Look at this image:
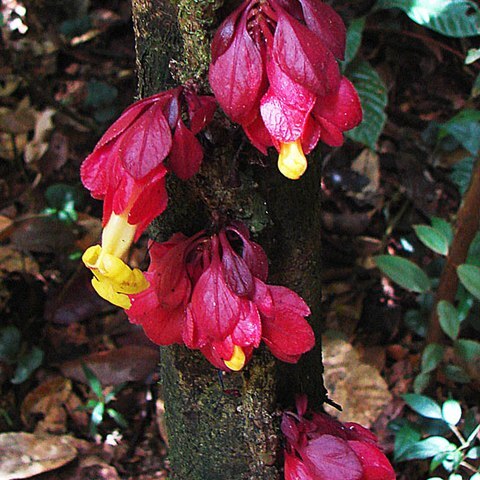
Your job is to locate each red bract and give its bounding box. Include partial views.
[127,223,315,371]
[81,86,216,239]
[282,396,396,480]
[209,0,362,180]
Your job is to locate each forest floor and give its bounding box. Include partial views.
[0,1,478,479]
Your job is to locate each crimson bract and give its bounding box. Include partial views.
[80,86,216,308]
[209,0,362,180]
[127,222,315,371]
[282,396,396,480]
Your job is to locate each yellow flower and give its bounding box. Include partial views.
[224,345,246,371]
[82,213,149,309]
[278,140,307,180]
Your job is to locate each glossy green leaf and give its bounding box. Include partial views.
[107,408,128,428]
[467,446,480,459]
[375,255,432,293]
[91,402,105,425]
[458,264,480,300]
[454,339,480,360]
[450,155,475,194]
[346,60,388,149]
[82,364,103,399]
[469,473,480,480]
[466,48,480,64]
[402,436,453,461]
[375,0,480,37]
[472,73,480,97]
[430,217,453,245]
[437,301,460,340]
[394,423,422,461]
[343,17,365,67]
[440,109,480,155]
[442,399,462,426]
[414,225,449,255]
[421,343,444,373]
[11,347,44,384]
[414,371,432,393]
[403,393,442,419]
[445,364,471,383]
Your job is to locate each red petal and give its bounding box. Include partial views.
[344,423,379,445]
[252,279,274,316]
[231,301,262,347]
[269,285,311,317]
[298,0,346,59]
[262,311,314,358]
[119,102,173,179]
[168,119,204,179]
[190,244,242,342]
[296,394,308,417]
[316,116,344,146]
[348,441,396,480]
[80,145,116,199]
[281,415,300,445]
[210,3,246,61]
[310,413,348,439]
[260,89,311,143]
[186,94,217,135]
[273,12,340,97]
[209,9,265,124]
[300,435,363,480]
[284,452,313,480]
[242,240,269,282]
[300,115,322,154]
[313,77,362,132]
[242,113,273,154]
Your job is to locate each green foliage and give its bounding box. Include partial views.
[0,325,44,384]
[343,17,365,67]
[437,301,460,341]
[374,255,432,293]
[375,0,480,37]
[457,264,480,300]
[439,110,480,156]
[84,80,119,123]
[393,395,480,478]
[414,225,449,256]
[80,364,127,437]
[345,59,388,149]
[43,183,84,223]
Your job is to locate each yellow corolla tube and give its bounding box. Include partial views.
[278,139,308,180]
[224,345,246,371]
[82,213,149,309]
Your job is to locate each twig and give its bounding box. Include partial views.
[427,157,480,343]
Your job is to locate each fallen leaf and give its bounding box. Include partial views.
[61,345,158,386]
[0,432,77,479]
[0,246,39,275]
[322,336,392,427]
[0,215,14,241]
[24,108,56,165]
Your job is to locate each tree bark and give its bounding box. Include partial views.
[131,1,326,478]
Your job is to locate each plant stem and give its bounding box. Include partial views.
[427,157,480,343]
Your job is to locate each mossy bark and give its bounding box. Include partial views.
[131,1,326,478]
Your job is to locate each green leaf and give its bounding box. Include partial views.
[91,402,105,425]
[59,15,92,38]
[402,436,454,461]
[45,184,84,211]
[374,255,432,293]
[439,109,480,155]
[394,423,422,461]
[437,301,460,340]
[466,48,480,64]
[430,452,451,473]
[82,364,103,399]
[466,424,480,445]
[104,382,127,403]
[469,473,480,480]
[442,399,462,426]
[107,408,128,428]
[85,80,118,109]
[405,308,428,337]
[345,59,388,149]
[414,225,449,255]
[450,155,475,194]
[343,17,365,67]
[458,264,480,300]
[403,394,443,419]
[430,217,453,246]
[421,344,444,373]
[0,325,21,364]
[449,474,463,480]
[414,371,432,393]
[454,339,480,360]
[11,346,44,384]
[472,73,480,98]
[467,446,480,459]
[445,364,471,383]
[375,0,480,37]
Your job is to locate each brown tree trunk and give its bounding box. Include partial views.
[131,1,326,478]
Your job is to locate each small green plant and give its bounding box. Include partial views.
[80,364,127,437]
[393,394,480,480]
[0,325,44,384]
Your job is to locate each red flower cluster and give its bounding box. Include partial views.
[81,86,216,238]
[80,86,216,308]
[209,0,362,180]
[282,396,396,480]
[127,223,315,371]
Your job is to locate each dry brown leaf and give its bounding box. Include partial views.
[0,246,39,275]
[322,336,392,427]
[24,108,56,165]
[0,216,14,241]
[351,149,380,198]
[0,432,77,479]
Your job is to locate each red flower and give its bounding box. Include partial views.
[127,223,315,371]
[282,396,396,480]
[209,0,362,180]
[80,86,216,308]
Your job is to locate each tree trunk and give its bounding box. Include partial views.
[131,1,326,478]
